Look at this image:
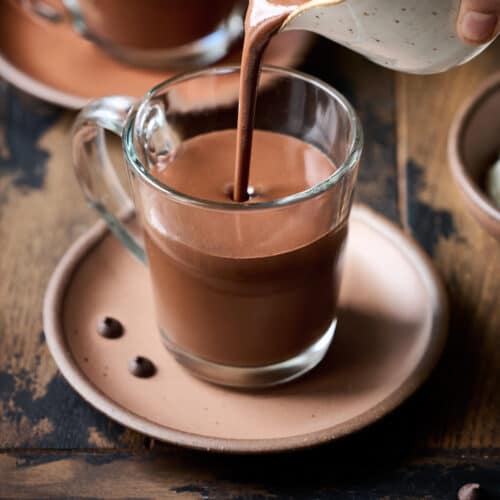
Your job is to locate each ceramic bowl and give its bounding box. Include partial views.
[448,72,500,240]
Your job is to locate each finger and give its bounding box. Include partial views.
[458,0,500,44]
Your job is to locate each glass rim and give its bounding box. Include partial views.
[123,65,363,211]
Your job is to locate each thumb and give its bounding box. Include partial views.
[458,0,500,44]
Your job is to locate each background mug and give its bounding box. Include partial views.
[71,66,363,388]
[16,0,246,69]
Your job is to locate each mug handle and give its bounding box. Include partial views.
[71,96,146,263]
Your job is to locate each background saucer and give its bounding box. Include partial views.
[43,206,448,453]
[0,0,313,109]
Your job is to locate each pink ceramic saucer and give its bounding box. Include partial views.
[43,205,448,453]
[0,0,313,109]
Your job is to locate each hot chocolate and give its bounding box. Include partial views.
[142,1,349,368]
[70,0,361,384]
[146,129,346,366]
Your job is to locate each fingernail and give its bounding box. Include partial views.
[461,11,498,43]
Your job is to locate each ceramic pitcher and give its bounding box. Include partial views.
[282,0,496,74]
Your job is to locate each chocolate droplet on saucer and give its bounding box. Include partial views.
[97,317,124,339]
[128,356,156,378]
[458,483,481,500]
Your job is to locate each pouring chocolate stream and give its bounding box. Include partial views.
[233,0,308,202]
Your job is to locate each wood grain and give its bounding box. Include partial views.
[396,40,500,449]
[0,87,144,450]
[0,33,499,497]
[0,451,499,499]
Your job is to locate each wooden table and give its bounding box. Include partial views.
[0,39,499,499]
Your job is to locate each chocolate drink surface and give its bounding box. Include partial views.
[144,129,347,367]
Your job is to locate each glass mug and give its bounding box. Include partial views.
[71,67,363,388]
[16,0,245,69]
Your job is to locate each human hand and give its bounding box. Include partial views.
[458,0,500,44]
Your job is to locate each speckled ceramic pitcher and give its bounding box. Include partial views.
[282,0,496,74]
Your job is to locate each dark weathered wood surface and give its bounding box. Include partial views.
[396,43,500,452]
[0,38,499,498]
[1,451,500,499]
